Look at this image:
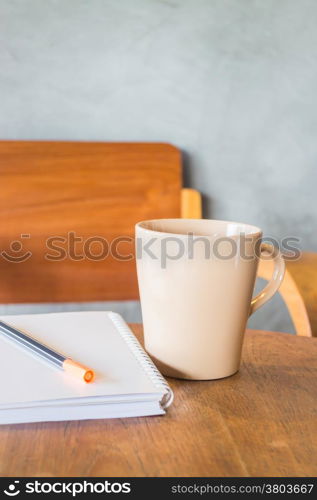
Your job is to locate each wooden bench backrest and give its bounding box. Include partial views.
[0,141,181,302]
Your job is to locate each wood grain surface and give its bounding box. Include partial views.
[0,141,181,303]
[0,325,316,477]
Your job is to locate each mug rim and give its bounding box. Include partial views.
[136,218,262,238]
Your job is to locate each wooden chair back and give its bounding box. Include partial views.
[0,141,181,303]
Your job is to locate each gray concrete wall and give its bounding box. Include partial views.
[0,0,315,332]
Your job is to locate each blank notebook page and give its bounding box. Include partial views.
[0,311,165,408]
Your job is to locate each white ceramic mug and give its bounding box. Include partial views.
[136,219,285,380]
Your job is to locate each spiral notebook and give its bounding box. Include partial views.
[0,311,173,425]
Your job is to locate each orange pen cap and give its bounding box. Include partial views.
[63,359,95,383]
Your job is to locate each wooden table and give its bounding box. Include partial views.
[0,326,316,477]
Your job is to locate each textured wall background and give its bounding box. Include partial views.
[0,0,315,331]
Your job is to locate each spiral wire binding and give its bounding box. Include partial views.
[109,312,174,409]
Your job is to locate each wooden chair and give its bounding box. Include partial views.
[0,141,314,337]
[0,141,201,304]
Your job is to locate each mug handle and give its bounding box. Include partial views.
[249,243,285,316]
